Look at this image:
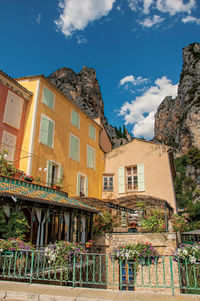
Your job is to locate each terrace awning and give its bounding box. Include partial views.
[0,176,96,212]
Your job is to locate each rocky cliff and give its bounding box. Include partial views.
[154,43,200,154]
[48,66,131,147]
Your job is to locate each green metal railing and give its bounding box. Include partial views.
[0,250,200,295]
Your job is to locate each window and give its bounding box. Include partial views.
[126,166,138,191]
[1,131,16,161]
[76,173,88,196]
[71,109,80,128]
[103,176,113,191]
[87,145,95,169]
[42,87,55,110]
[40,115,54,148]
[3,90,23,129]
[70,134,79,161]
[46,161,63,187]
[89,124,96,140]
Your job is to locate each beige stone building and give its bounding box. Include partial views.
[102,138,177,212]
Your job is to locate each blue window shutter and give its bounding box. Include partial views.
[40,117,49,145]
[42,87,54,110]
[118,166,125,193]
[137,163,145,191]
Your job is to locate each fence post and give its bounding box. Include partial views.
[30,251,34,284]
[170,256,175,296]
[72,256,76,288]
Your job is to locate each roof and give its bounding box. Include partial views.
[182,230,200,235]
[0,176,96,213]
[0,70,33,99]
[16,74,102,130]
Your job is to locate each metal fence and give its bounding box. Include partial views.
[0,250,200,295]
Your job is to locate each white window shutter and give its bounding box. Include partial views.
[137,163,145,191]
[85,177,88,197]
[46,161,53,186]
[118,166,125,193]
[76,173,81,196]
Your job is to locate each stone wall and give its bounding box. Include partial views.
[95,233,180,293]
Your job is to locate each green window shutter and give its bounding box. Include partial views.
[70,135,79,161]
[42,87,54,110]
[71,110,80,128]
[89,125,95,140]
[46,161,53,186]
[40,116,54,147]
[137,163,145,191]
[85,177,88,196]
[118,166,125,193]
[87,146,95,169]
[58,165,63,185]
[76,173,81,196]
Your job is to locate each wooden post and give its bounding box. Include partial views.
[30,207,34,243]
[70,211,74,242]
[77,211,82,243]
[90,213,94,240]
[44,209,49,245]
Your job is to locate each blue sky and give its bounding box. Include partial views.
[0,0,200,139]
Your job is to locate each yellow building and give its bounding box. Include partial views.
[17,75,106,198]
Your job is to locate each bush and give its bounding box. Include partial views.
[93,210,119,236]
[141,210,166,233]
[171,213,190,232]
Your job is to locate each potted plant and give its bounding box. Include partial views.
[93,210,119,236]
[141,209,166,233]
[23,175,34,182]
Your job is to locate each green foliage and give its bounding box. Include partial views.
[93,210,119,236]
[3,210,30,240]
[0,149,16,176]
[114,125,126,139]
[141,210,166,233]
[186,148,200,168]
[0,209,7,237]
[171,213,190,232]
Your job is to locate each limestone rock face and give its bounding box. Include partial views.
[48,66,131,147]
[154,43,200,154]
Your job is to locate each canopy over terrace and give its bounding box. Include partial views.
[0,176,96,246]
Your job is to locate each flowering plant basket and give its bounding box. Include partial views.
[173,243,200,265]
[44,241,85,265]
[110,242,159,265]
[23,175,34,182]
[0,238,33,252]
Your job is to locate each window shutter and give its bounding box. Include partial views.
[3,90,23,129]
[137,163,145,191]
[89,125,95,140]
[118,166,125,193]
[47,120,54,147]
[58,165,63,185]
[42,87,54,110]
[70,135,79,161]
[87,146,95,169]
[76,173,81,196]
[71,110,80,128]
[85,177,88,197]
[46,161,53,186]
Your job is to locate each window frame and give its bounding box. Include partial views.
[69,133,80,162]
[126,165,138,191]
[71,109,80,129]
[87,144,95,169]
[41,86,55,110]
[103,175,114,192]
[39,114,55,148]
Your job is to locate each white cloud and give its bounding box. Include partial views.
[182,15,200,25]
[139,14,164,27]
[55,0,115,37]
[36,13,41,25]
[77,35,87,44]
[120,75,148,86]
[156,0,196,16]
[119,76,178,139]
